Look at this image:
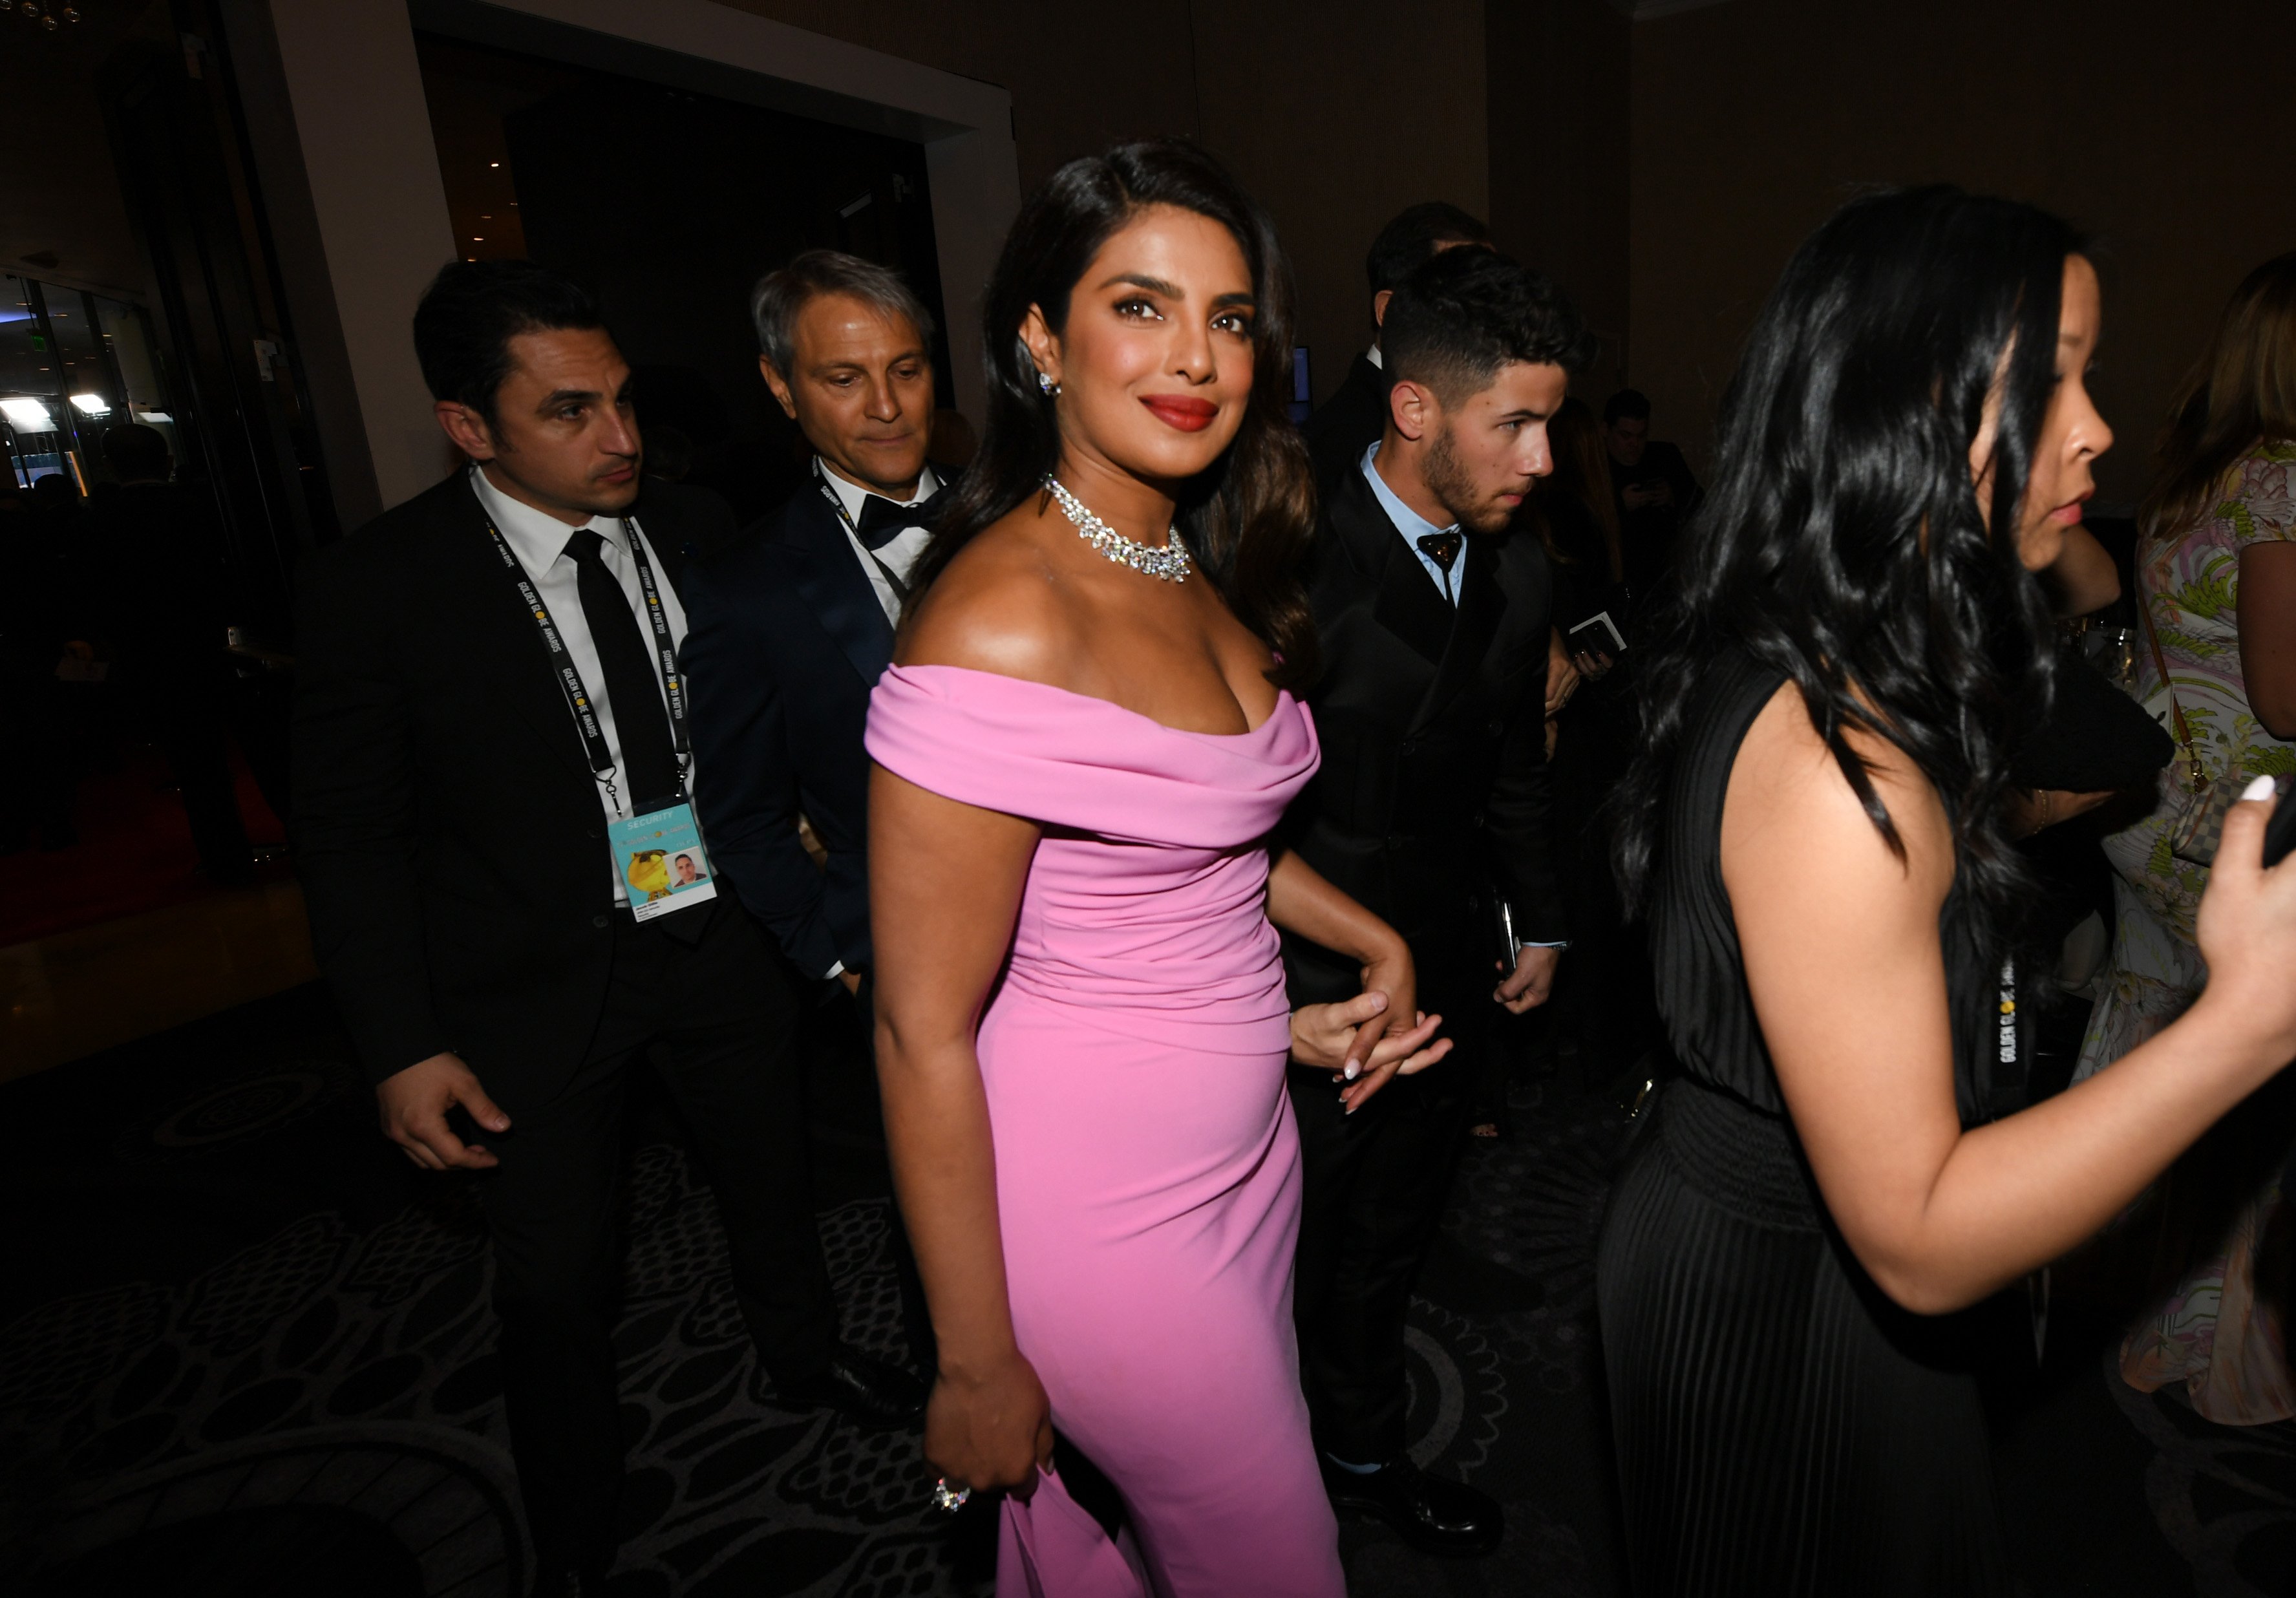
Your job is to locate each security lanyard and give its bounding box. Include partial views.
[813,458,920,601]
[478,506,689,816]
[813,457,868,537]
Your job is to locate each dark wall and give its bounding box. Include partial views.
[1630,0,2296,507]
[1487,0,1632,401]
[703,0,1494,410]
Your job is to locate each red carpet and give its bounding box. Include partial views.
[1,745,288,947]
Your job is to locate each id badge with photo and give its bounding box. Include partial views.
[610,798,719,921]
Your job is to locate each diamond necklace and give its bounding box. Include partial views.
[1042,474,1191,583]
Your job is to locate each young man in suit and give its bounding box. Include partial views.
[1282,246,1591,1556]
[292,261,921,1597]
[1301,202,1494,491]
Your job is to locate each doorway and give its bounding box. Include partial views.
[413,34,956,524]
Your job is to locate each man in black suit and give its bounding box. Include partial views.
[679,250,948,1369]
[292,261,919,1597]
[681,250,946,998]
[1301,201,1494,490]
[1282,246,1590,1556]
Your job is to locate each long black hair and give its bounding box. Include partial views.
[908,138,1319,688]
[1612,186,2084,952]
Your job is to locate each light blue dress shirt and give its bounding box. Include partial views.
[1361,441,1462,605]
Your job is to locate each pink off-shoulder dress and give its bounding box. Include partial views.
[867,664,1344,1598]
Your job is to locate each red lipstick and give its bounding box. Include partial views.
[1142,394,1218,432]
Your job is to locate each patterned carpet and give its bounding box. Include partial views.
[2,983,2291,1595]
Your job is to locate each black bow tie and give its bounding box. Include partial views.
[854,486,948,551]
[1416,530,1463,573]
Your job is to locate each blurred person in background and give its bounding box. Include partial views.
[2081,251,2296,1424]
[1301,202,1493,490]
[1531,395,1652,1110]
[1602,387,1701,599]
[87,423,253,884]
[0,479,83,851]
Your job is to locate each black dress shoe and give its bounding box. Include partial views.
[773,1347,927,1431]
[1320,1455,1504,1557]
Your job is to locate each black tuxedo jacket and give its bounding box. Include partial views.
[290,471,735,1098]
[1281,460,1565,1015]
[1301,352,1389,491]
[680,482,889,979]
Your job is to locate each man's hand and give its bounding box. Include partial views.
[1622,480,1674,511]
[377,1051,511,1171]
[1546,630,1582,718]
[1494,945,1561,1014]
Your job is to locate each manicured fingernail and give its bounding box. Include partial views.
[1343,1061,1360,1080]
[2242,775,2277,802]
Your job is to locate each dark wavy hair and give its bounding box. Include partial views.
[1612,186,2085,953]
[906,138,1319,688]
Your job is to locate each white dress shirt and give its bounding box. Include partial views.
[815,458,941,626]
[1360,441,1463,606]
[470,465,694,904]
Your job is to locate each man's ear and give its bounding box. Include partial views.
[1372,288,1394,330]
[435,400,498,462]
[760,357,799,420]
[1387,378,1436,444]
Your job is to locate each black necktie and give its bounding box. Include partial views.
[853,485,948,551]
[1417,531,1463,599]
[566,527,680,807]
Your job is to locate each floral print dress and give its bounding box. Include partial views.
[2079,442,2296,1423]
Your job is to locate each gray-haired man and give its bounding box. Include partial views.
[681,250,947,1369]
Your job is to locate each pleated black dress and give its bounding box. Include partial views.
[1597,649,2012,1597]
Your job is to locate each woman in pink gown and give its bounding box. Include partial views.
[866,141,1444,1597]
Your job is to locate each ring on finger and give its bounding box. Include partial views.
[931,1478,971,1514]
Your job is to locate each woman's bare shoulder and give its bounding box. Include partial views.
[897,508,1081,685]
[1724,677,1955,903]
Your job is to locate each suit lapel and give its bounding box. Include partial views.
[432,484,596,780]
[1330,465,1454,668]
[780,490,895,687]
[1412,533,1508,733]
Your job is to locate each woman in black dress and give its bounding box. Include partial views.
[1599,186,2296,1595]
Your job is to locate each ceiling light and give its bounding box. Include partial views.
[69,392,109,414]
[1,398,55,430]
[489,161,500,168]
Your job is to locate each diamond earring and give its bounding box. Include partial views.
[1037,370,1061,398]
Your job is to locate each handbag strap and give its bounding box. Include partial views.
[2134,558,2207,794]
